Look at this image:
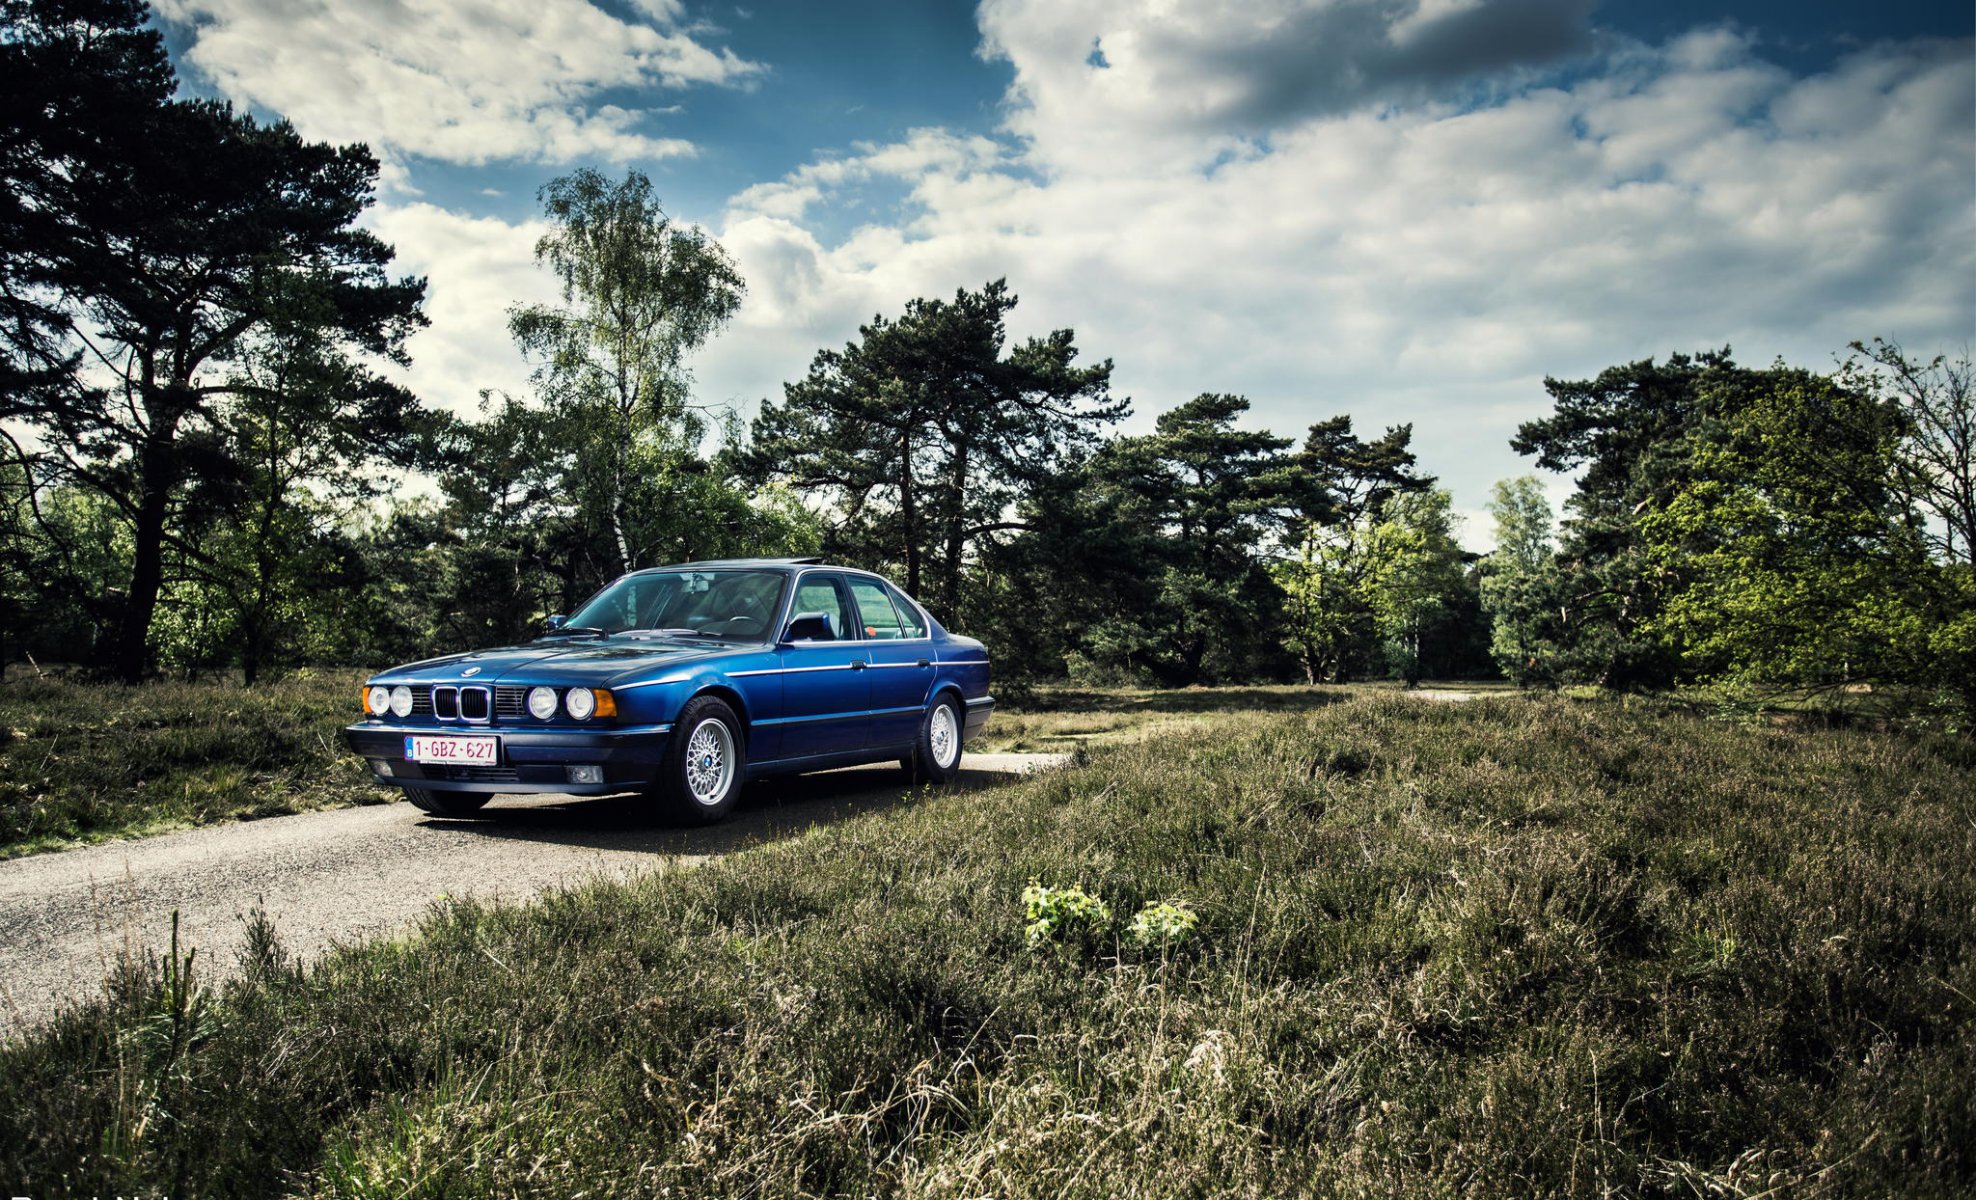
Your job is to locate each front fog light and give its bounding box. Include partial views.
[366,685,390,716]
[389,685,414,717]
[567,765,604,784]
[565,687,596,720]
[527,686,558,719]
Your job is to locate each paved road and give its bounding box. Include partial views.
[0,753,1064,1034]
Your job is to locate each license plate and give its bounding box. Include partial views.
[404,735,500,766]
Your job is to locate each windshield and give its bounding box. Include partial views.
[563,569,788,641]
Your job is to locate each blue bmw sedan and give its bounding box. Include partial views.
[343,558,993,823]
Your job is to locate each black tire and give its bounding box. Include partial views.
[906,694,965,784]
[405,787,493,818]
[657,696,746,824]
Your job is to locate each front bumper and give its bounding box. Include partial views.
[342,721,674,795]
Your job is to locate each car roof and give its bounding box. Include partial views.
[627,557,823,574]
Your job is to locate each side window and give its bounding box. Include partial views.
[884,582,929,638]
[847,578,907,640]
[790,574,849,640]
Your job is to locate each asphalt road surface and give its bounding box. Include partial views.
[0,753,1065,1035]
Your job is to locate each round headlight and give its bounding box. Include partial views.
[527,686,558,719]
[389,685,414,717]
[564,687,596,720]
[367,685,391,716]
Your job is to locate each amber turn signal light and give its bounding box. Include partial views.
[592,689,617,719]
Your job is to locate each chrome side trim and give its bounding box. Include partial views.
[614,676,689,691]
[725,663,867,678]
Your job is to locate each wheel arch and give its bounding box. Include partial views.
[929,681,967,715]
[688,683,752,747]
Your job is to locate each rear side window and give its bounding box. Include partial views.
[791,575,850,640]
[848,577,909,639]
[883,582,930,638]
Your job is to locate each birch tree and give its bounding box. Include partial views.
[509,170,744,577]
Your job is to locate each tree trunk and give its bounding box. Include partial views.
[113,399,182,684]
[940,439,969,620]
[898,427,920,597]
[610,402,633,574]
[241,624,261,687]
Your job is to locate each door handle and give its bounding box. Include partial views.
[850,660,867,670]
[916,659,930,668]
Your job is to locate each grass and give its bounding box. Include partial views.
[0,670,1464,857]
[2,692,1971,1196]
[0,669,380,858]
[970,682,1373,752]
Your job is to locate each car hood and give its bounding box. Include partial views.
[372,638,758,687]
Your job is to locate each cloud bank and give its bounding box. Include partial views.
[701,26,1970,517]
[155,0,763,165]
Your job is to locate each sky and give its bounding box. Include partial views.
[149,0,1975,547]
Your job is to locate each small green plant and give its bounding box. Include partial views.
[1021,882,1112,946]
[1125,900,1200,949]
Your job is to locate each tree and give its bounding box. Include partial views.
[0,0,173,403]
[1365,489,1468,687]
[1638,372,1972,711]
[750,280,1121,622]
[160,278,434,682]
[3,46,427,680]
[1843,339,1975,568]
[1479,475,1566,686]
[1511,350,1785,688]
[1084,394,1296,683]
[1272,417,1431,683]
[508,169,744,580]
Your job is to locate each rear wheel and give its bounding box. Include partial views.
[658,696,745,823]
[404,787,492,818]
[906,695,964,784]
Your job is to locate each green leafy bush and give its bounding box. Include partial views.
[1020,881,1112,946]
[1124,900,1199,948]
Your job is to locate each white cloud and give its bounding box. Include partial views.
[154,0,763,166]
[728,128,1008,221]
[365,203,556,419]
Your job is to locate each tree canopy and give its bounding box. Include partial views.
[749,279,1122,622]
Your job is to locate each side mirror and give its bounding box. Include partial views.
[545,614,568,631]
[782,611,834,642]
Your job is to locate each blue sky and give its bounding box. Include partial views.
[150,0,1974,545]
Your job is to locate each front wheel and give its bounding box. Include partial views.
[405,787,493,818]
[657,696,745,823]
[906,695,964,784]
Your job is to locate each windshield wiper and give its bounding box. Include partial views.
[540,625,611,639]
[630,627,725,640]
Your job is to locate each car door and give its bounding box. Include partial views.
[774,572,871,761]
[847,574,934,749]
